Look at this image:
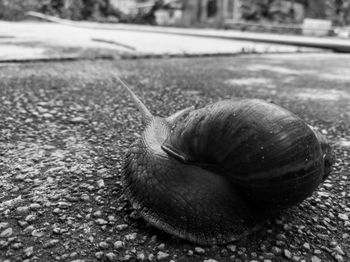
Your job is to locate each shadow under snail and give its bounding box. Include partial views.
[119,78,334,246]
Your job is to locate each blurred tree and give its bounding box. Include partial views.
[0,0,115,21]
[240,0,290,22]
[305,0,328,19]
[0,0,349,26]
[40,0,85,20]
[325,0,350,25]
[240,0,350,25]
[61,0,85,20]
[0,0,41,20]
[40,0,108,20]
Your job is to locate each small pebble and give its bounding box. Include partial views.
[311,256,322,262]
[29,203,41,210]
[276,233,286,240]
[99,241,109,249]
[105,252,117,262]
[195,247,205,254]
[137,252,146,260]
[31,229,44,237]
[52,227,61,234]
[81,194,90,201]
[158,243,165,249]
[227,244,236,252]
[70,117,86,124]
[116,224,128,231]
[283,224,292,230]
[338,214,348,221]
[330,241,337,248]
[12,242,23,249]
[271,246,282,255]
[108,215,116,222]
[334,254,343,262]
[157,251,169,260]
[16,206,29,214]
[43,239,59,248]
[333,245,345,256]
[97,179,105,188]
[314,249,322,255]
[113,240,124,249]
[95,251,104,259]
[93,210,102,217]
[23,225,34,234]
[23,246,34,258]
[303,243,310,250]
[0,223,9,230]
[95,219,108,225]
[125,233,137,241]
[0,228,13,238]
[284,249,292,259]
[25,214,36,222]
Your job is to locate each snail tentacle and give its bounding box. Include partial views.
[116,76,153,124]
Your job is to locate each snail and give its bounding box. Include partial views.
[119,78,334,245]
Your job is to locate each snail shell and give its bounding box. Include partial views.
[119,79,333,245]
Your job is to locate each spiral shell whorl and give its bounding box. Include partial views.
[164,99,325,209]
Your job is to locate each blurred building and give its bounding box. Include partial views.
[180,0,242,26]
[162,0,306,26]
[109,0,332,27]
[109,0,154,16]
[239,0,307,23]
[109,0,241,26]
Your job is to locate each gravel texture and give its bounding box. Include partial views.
[0,53,349,261]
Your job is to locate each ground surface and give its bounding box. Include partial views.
[0,53,349,262]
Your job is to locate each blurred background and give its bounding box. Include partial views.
[0,0,349,37]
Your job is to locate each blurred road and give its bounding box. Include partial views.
[0,21,323,61]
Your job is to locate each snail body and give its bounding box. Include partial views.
[120,79,333,245]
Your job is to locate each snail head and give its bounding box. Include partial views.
[319,138,335,181]
[308,126,335,181]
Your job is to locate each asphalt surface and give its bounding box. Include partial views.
[0,53,349,262]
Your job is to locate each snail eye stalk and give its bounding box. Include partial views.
[116,76,153,124]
